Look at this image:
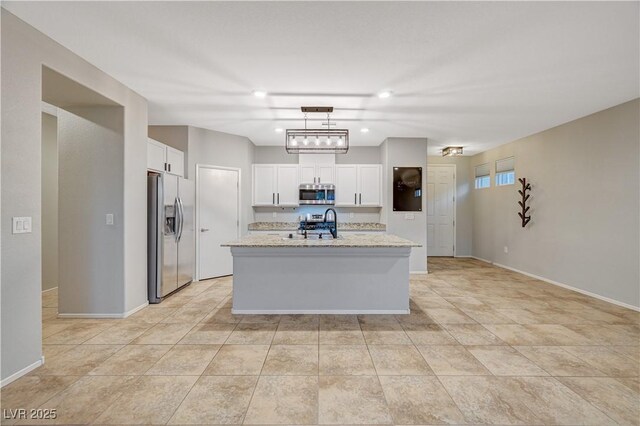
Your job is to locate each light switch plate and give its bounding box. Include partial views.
[106,214,114,225]
[404,213,415,220]
[12,217,32,234]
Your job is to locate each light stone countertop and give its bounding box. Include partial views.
[222,233,420,248]
[248,222,386,231]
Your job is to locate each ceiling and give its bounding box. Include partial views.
[4,1,638,155]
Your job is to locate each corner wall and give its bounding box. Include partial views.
[41,112,58,291]
[382,138,428,272]
[57,107,125,315]
[1,10,148,384]
[187,126,255,235]
[470,99,639,309]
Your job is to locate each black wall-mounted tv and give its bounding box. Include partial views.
[393,167,422,212]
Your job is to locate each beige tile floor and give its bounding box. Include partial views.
[2,257,639,425]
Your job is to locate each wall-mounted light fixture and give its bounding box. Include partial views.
[442,146,463,156]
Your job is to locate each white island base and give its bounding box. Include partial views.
[229,245,411,314]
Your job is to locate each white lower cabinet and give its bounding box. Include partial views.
[252,164,300,206]
[335,164,382,207]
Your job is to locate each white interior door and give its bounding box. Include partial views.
[198,167,239,279]
[427,165,455,256]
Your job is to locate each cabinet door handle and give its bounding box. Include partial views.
[273,193,275,205]
[164,162,167,171]
[354,193,357,204]
[318,177,321,183]
[277,193,280,205]
[168,163,171,172]
[359,193,362,204]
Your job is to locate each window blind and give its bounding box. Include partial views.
[496,157,515,173]
[475,163,490,177]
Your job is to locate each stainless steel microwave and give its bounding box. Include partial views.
[299,184,335,205]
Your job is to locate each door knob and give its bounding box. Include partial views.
[200,228,210,232]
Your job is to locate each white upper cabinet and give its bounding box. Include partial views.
[299,165,316,185]
[335,164,382,207]
[276,165,300,206]
[358,165,382,206]
[147,138,185,177]
[317,165,335,184]
[253,165,277,206]
[252,164,300,206]
[335,165,359,206]
[147,138,166,173]
[298,153,335,184]
[165,146,184,177]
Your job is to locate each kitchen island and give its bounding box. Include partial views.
[222,233,420,314]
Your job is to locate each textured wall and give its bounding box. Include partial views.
[1,10,148,383]
[41,112,58,291]
[187,126,255,235]
[381,138,428,272]
[470,99,639,308]
[58,107,125,315]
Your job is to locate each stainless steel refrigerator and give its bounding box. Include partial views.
[148,173,195,303]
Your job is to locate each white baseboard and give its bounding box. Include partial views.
[470,256,493,264]
[232,309,410,315]
[492,261,640,312]
[42,286,58,294]
[124,301,149,317]
[410,270,428,275]
[57,301,149,319]
[1,356,44,388]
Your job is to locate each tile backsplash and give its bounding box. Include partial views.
[253,206,382,223]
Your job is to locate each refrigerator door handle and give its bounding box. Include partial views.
[179,197,185,241]
[177,197,184,242]
[174,197,180,242]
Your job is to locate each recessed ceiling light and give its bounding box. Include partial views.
[252,90,267,98]
[377,91,392,99]
[274,127,283,133]
[360,128,369,133]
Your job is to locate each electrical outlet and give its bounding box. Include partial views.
[272,212,277,218]
[404,213,415,220]
[106,214,114,225]
[349,212,354,219]
[504,246,508,254]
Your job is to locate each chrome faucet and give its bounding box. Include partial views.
[324,208,338,239]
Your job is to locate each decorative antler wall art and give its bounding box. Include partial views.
[518,178,531,228]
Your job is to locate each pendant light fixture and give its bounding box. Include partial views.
[285,107,349,154]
